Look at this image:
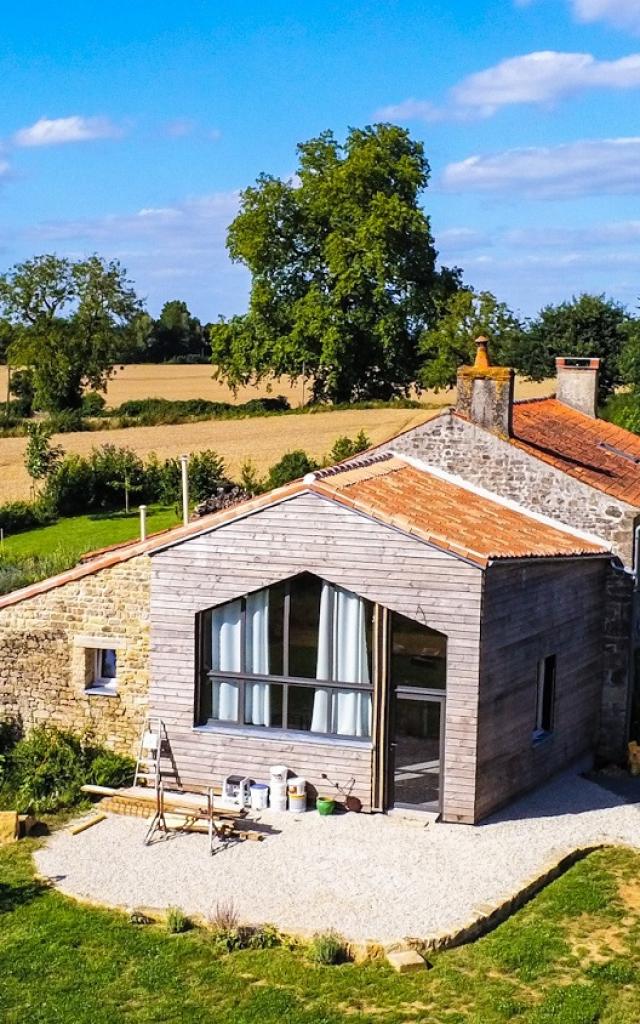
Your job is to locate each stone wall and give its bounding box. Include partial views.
[0,556,151,753]
[382,411,638,565]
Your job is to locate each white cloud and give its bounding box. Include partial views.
[13,116,122,148]
[452,50,640,115]
[572,0,640,32]
[442,136,640,197]
[376,49,640,121]
[163,119,196,139]
[437,227,490,250]
[504,220,640,246]
[374,98,444,122]
[516,0,640,33]
[24,192,247,319]
[0,159,10,179]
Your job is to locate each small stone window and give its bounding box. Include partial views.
[86,648,118,695]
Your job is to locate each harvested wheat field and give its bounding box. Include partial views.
[0,364,556,409]
[0,407,438,502]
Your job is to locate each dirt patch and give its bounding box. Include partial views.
[618,878,640,914]
[567,913,629,966]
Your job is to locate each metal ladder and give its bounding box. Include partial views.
[133,718,167,789]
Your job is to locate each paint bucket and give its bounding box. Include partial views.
[270,794,288,813]
[270,764,288,784]
[288,792,307,813]
[250,783,269,811]
[287,777,306,797]
[269,781,287,810]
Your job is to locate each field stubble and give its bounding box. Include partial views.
[0,365,554,503]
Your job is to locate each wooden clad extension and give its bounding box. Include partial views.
[149,492,484,822]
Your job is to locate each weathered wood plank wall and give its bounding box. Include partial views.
[149,493,484,821]
[475,558,606,820]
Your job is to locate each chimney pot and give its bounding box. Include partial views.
[455,337,514,438]
[474,336,490,370]
[555,357,600,417]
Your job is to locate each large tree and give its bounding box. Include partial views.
[419,289,523,390]
[0,254,141,411]
[508,293,632,399]
[211,124,460,403]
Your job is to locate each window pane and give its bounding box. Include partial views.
[287,685,315,731]
[100,649,117,679]
[267,582,285,677]
[391,613,447,689]
[288,574,322,678]
[211,600,242,672]
[212,679,240,722]
[244,681,283,729]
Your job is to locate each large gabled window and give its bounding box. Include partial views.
[197,573,374,739]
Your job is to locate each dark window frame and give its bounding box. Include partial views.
[533,654,556,741]
[196,575,374,736]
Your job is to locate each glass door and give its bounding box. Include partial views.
[392,693,443,811]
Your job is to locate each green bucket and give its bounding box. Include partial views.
[316,796,335,816]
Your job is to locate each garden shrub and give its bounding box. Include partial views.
[166,907,190,934]
[7,727,134,813]
[326,430,370,464]
[81,391,107,416]
[266,450,318,490]
[307,931,349,965]
[0,500,55,536]
[43,409,87,434]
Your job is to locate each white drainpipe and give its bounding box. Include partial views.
[139,505,147,542]
[180,454,189,526]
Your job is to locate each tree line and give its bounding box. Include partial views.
[1,123,640,419]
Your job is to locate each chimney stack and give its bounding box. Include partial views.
[555,357,600,418]
[456,337,514,438]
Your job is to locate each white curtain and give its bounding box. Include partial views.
[244,590,271,726]
[211,590,271,725]
[311,583,372,737]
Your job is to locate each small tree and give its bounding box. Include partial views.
[1,254,141,412]
[419,289,522,390]
[24,423,64,498]
[508,293,631,400]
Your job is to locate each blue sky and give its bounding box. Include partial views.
[1,0,639,320]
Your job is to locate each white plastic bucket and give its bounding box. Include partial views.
[288,792,307,813]
[287,777,306,797]
[269,781,287,799]
[250,783,269,811]
[270,794,288,813]
[270,764,288,784]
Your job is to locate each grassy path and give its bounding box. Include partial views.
[1,836,640,1022]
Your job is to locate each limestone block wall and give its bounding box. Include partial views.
[0,556,151,753]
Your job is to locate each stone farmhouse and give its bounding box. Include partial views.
[376,341,640,764]
[0,342,638,824]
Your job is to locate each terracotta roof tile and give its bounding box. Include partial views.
[315,458,606,567]
[509,398,640,507]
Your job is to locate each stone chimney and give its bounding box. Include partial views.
[456,337,515,438]
[555,357,600,418]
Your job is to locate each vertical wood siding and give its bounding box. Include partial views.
[149,493,484,821]
[476,558,606,820]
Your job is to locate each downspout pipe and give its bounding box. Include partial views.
[180,454,189,527]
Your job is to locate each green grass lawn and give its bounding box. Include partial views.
[1,837,640,1023]
[2,505,180,561]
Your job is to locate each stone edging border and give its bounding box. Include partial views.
[402,843,609,955]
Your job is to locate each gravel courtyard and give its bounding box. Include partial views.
[35,768,640,945]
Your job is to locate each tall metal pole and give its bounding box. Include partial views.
[139,505,147,541]
[180,454,189,526]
